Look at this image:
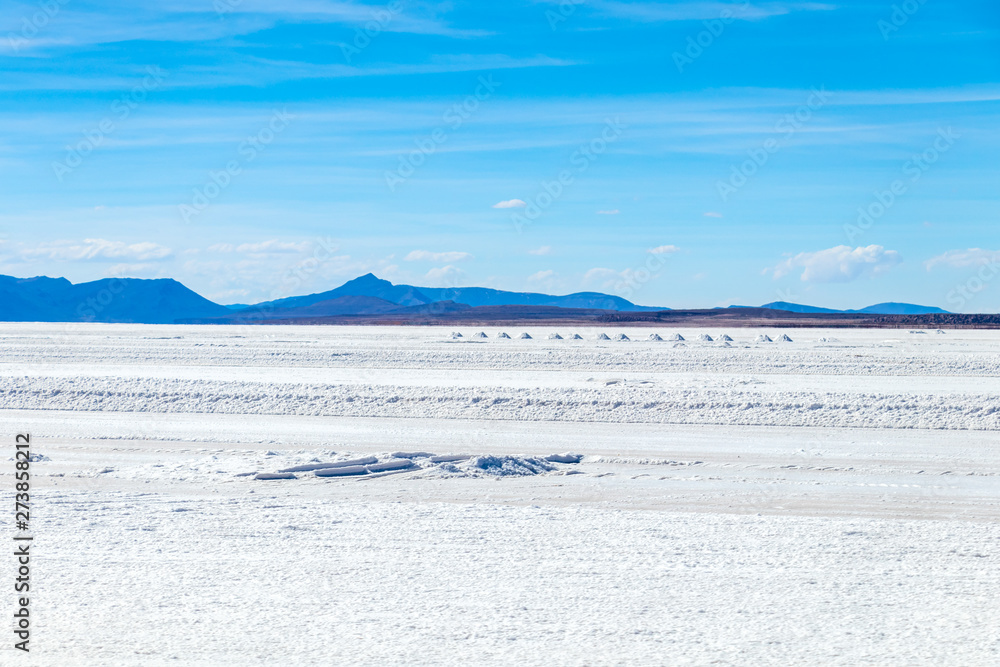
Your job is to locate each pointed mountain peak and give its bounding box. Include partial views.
[349,272,382,284]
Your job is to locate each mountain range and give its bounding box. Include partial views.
[0,272,952,323]
[757,301,950,315]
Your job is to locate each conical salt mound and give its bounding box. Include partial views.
[571,334,583,340]
[778,334,793,342]
[668,333,685,341]
[648,333,663,341]
[474,332,488,338]
[597,333,611,340]
[519,333,532,339]
[719,334,733,341]
[698,333,713,342]
[548,333,563,340]
[451,331,463,339]
[755,334,772,343]
[497,332,511,339]
[615,333,630,341]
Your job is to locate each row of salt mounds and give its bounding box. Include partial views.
[754,333,794,343]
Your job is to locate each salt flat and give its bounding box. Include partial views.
[0,324,997,666]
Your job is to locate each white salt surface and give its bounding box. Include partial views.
[0,323,997,666]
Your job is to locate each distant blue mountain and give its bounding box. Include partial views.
[0,274,230,323]
[760,301,949,315]
[760,301,844,314]
[239,274,431,312]
[239,273,662,313]
[851,302,949,315]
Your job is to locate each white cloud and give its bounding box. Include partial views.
[405,250,473,262]
[648,245,680,255]
[528,246,552,256]
[423,265,466,286]
[527,269,556,283]
[208,240,310,255]
[596,209,620,215]
[492,199,527,209]
[106,263,160,277]
[703,211,723,218]
[21,239,172,262]
[770,245,901,283]
[583,267,620,289]
[593,1,835,23]
[924,248,1000,271]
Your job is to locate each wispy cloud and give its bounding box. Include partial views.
[769,245,901,283]
[20,239,172,262]
[590,1,835,22]
[925,248,1000,270]
[648,245,680,255]
[405,250,473,262]
[596,209,619,215]
[492,199,527,209]
[208,240,310,255]
[423,264,466,286]
[528,246,552,256]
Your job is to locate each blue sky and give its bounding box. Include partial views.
[0,0,997,309]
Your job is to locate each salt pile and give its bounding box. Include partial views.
[668,333,685,341]
[519,333,532,339]
[597,333,611,340]
[756,334,773,342]
[451,332,463,339]
[648,333,663,341]
[719,334,733,341]
[570,334,583,340]
[469,455,554,477]
[698,334,713,342]
[497,332,511,339]
[548,333,563,340]
[778,334,793,342]
[473,332,488,338]
[615,333,630,341]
